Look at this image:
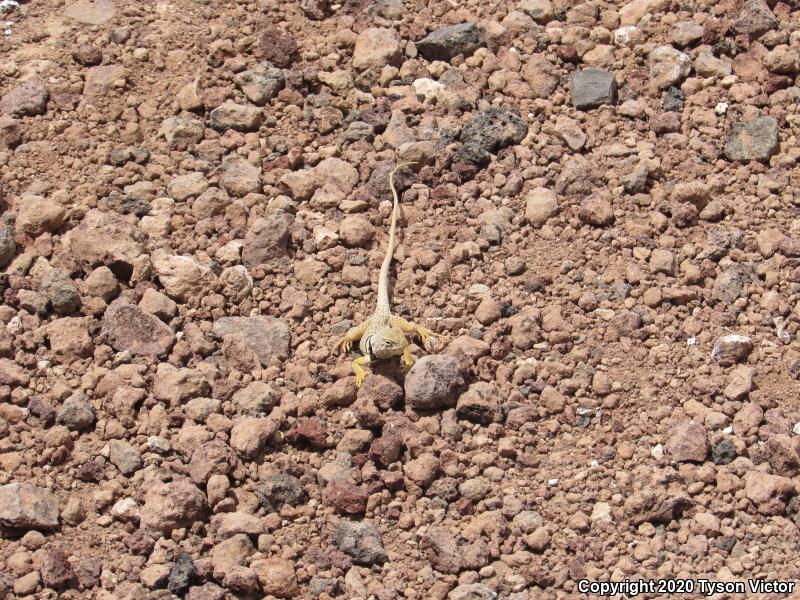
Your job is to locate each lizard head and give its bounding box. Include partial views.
[368,327,407,359]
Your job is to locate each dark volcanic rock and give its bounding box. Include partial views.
[416,23,484,61]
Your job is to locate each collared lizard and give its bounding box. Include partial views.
[333,161,439,386]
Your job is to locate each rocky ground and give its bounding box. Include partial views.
[0,0,799,598]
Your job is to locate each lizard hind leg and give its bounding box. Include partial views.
[351,355,372,387]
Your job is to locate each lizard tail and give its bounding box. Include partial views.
[377,161,416,311]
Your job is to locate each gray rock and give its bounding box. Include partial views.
[711,334,753,367]
[101,298,175,357]
[39,269,80,315]
[159,116,204,150]
[621,162,649,194]
[332,520,387,565]
[0,223,15,267]
[449,584,498,600]
[56,391,96,432]
[733,0,776,38]
[571,68,616,109]
[210,101,264,132]
[712,439,737,465]
[257,474,307,510]
[461,107,528,153]
[416,23,484,61]
[724,116,779,163]
[109,439,143,475]
[168,553,198,596]
[713,265,751,304]
[0,483,60,530]
[405,355,464,410]
[212,316,290,365]
[662,86,684,112]
[234,64,284,106]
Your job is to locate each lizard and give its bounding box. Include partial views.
[333,161,439,386]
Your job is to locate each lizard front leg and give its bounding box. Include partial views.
[333,321,368,355]
[351,355,372,387]
[389,316,440,346]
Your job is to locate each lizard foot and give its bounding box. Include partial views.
[414,325,440,345]
[352,355,371,387]
[334,337,353,355]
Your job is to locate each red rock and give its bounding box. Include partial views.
[36,548,74,590]
[666,421,709,462]
[259,26,298,67]
[286,417,328,449]
[324,479,367,514]
[101,299,175,358]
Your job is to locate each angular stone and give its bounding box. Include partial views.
[624,489,691,525]
[153,364,210,406]
[724,116,779,163]
[333,520,387,565]
[212,316,291,365]
[230,417,278,459]
[259,26,298,68]
[405,355,464,410]
[250,558,299,598]
[108,440,142,476]
[83,64,125,97]
[0,80,49,117]
[0,222,15,266]
[64,209,144,276]
[450,584,497,600]
[101,298,175,357]
[257,474,306,511]
[460,107,528,155]
[56,391,96,432]
[151,249,217,302]
[221,156,262,197]
[525,187,558,226]
[416,23,484,61]
[0,483,60,530]
[16,195,65,237]
[517,0,553,23]
[733,0,776,38]
[210,101,264,132]
[711,334,753,367]
[63,0,115,25]
[234,64,284,106]
[324,479,367,514]
[666,421,708,462]
[167,553,197,596]
[159,116,204,150]
[571,68,616,109]
[420,527,462,574]
[649,46,691,90]
[241,215,290,269]
[140,478,208,533]
[352,28,401,70]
